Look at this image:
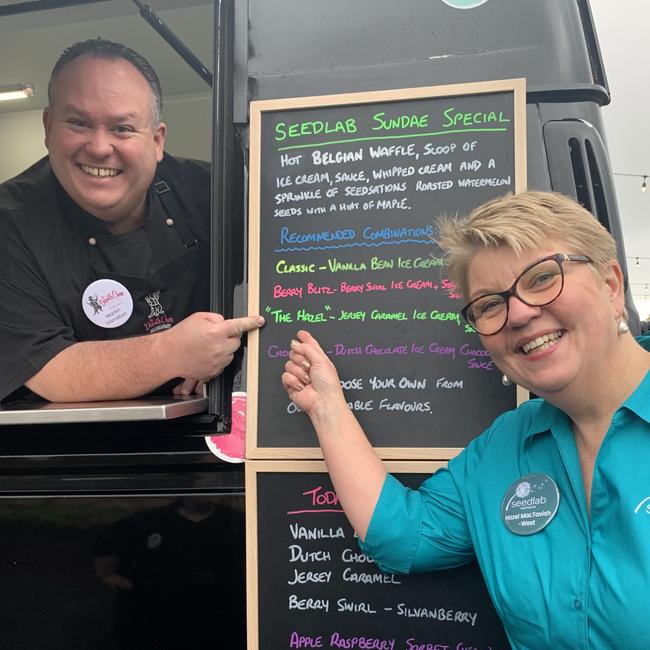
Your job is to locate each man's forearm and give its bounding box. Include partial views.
[23,312,263,402]
[25,334,175,402]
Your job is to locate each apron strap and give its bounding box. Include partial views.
[153,179,199,250]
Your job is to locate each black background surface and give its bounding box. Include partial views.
[256,470,510,649]
[255,89,518,450]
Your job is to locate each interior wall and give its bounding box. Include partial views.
[162,93,212,162]
[0,109,47,182]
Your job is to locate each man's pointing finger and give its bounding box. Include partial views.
[225,315,265,337]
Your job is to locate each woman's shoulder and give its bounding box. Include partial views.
[476,397,548,447]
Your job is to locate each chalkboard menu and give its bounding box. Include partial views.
[247,80,526,458]
[247,461,510,650]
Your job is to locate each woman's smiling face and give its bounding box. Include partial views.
[466,242,625,399]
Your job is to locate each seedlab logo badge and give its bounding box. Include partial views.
[440,0,488,9]
[501,473,559,536]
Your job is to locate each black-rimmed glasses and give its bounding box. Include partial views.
[461,253,594,336]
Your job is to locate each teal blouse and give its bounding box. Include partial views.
[360,335,650,649]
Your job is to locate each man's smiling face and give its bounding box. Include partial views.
[43,54,166,234]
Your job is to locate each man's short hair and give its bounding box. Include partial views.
[48,37,163,126]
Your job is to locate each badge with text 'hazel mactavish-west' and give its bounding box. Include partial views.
[501,473,559,536]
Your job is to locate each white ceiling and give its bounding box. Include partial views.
[0,0,213,115]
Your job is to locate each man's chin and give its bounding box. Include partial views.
[68,198,127,227]
[77,200,120,220]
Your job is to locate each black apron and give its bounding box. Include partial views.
[78,179,210,343]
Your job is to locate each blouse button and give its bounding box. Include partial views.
[88,237,97,246]
[165,218,174,227]
[573,598,583,610]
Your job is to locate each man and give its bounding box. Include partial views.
[0,38,263,402]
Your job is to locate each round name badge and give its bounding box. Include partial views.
[82,279,134,329]
[501,473,559,536]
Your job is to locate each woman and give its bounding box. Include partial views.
[282,191,650,649]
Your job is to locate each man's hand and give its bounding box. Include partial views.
[162,313,264,383]
[172,378,205,396]
[25,313,264,402]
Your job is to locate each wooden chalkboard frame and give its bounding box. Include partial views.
[247,79,527,460]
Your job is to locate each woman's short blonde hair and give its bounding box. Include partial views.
[435,191,618,300]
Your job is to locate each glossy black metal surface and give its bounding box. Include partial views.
[0,447,245,648]
[0,488,245,649]
[240,0,607,110]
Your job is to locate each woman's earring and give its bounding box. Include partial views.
[618,318,630,335]
[501,374,513,387]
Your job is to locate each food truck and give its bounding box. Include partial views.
[0,0,636,647]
